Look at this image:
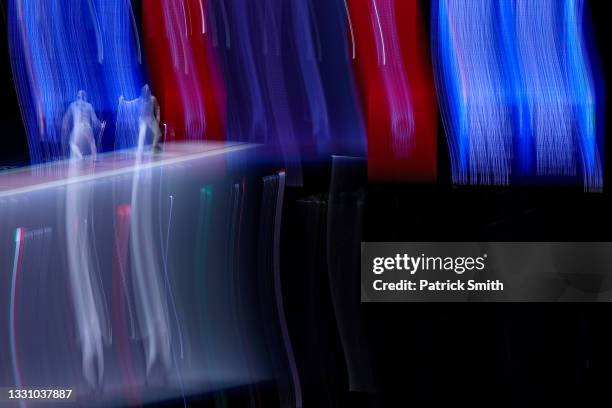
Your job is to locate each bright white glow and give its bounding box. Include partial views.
[0,143,256,198]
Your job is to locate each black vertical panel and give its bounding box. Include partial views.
[0,0,29,166]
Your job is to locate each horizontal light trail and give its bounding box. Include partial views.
[0,142,256,198]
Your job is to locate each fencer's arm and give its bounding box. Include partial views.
[90,104,102,129]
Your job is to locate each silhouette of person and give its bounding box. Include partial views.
[138,84,162,153]
[62,90,105,160]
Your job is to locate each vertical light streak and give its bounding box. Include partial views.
[371,0,386,66]
[434,0,602,189]
[565,0,601,191]
[371,0,415,157]
[8,0,146,161]
[291,0,331,149]
[159,194,187,408]
[516,0,575,178]
[65,155,105,389]
[10,228,25,405]
[112,204,140,406]
[161,194,185,360]
[434,0,512,185]
[198,0,206,34]
[143,0,228,142]
[87,0,104,63]
[264,171,303,407]
[212,0,266,144]
[216,0,303,184]
[343,0,356,60]
[129,119,172,378]
[309,0,366,157]
[259,0,303,186]
[349,0,437,181]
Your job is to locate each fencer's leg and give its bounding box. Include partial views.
[138,121,147,154]
[70,142,83,159]
[152,125,162,153]
[87,132,97,161]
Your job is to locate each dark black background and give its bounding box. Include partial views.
[360,1,612,406]
[0,0,28,166]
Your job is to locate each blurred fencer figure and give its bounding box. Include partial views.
[117,84,162,152]
[62,90,105,160]
[64,91,111,389]
[138,84,162,153]
[124,83,172,379]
